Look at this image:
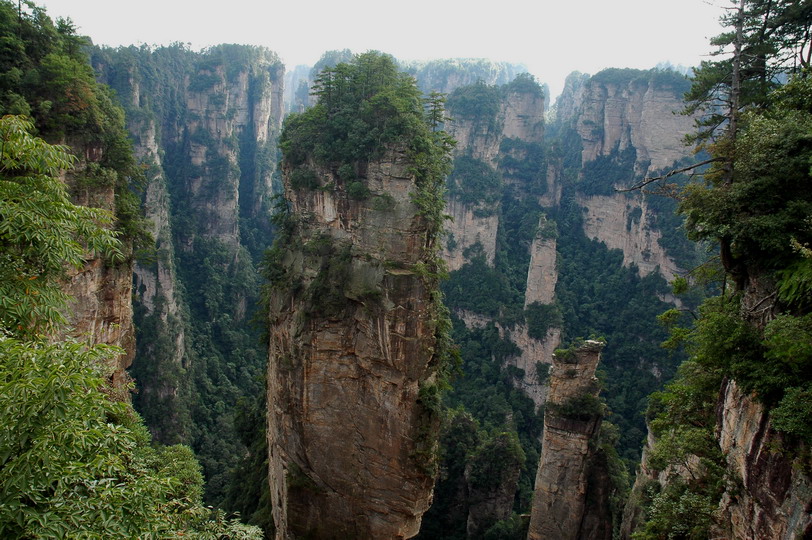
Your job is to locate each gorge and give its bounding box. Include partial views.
[1,1,811,538]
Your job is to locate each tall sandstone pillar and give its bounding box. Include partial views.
[527,340,607,540]
[266,149,443,539]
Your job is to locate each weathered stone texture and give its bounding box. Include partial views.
[267,149,440,539]
[527,340,606,540]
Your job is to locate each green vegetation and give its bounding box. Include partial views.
[553,195,680,467]
[633,3,812,536]
[446,154,502,212]
[0,115,122,337]
[281,52,452,169]
[524,302,563,340]
[416,408,534,540]
[0,1,149,249]
[547,393,604,421]
[0,110,259,538]
[446,80,503,130]
[0,338,260,538]
[445,74,544,134]
[580,144,639,195]
[590,67,691,94]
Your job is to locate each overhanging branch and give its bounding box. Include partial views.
[616,158,721,193]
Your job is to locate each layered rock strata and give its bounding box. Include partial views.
[714,379,812,539]
[527,340,608,540]
[267,149,443,539]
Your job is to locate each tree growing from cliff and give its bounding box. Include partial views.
[0,114,262,539]
[633,4,812,537]
[0,115,122,338]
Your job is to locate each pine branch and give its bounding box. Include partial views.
[616,158,721,192]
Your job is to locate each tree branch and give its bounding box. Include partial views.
[615,158,721,192]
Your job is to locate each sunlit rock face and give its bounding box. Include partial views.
[266,148,442,539]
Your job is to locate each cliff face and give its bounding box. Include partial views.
[556,70,695,281]
[93,44,285,499]
[129,113,189,442]
[624,380,812,540]
[267,148,443,539]
[527,340,610,540]
[563,75,693,171]
[715,379,812,539]
[181,54,283,249]
[578,193,680,281]
[443,80,557,406]
[443,198,499,271]
[62,149,135,387]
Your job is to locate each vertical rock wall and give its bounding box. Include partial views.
[62,154,135,387]
[555,71,696,282]
[527,340,609,540]
[267,149,442,539]
[714,379,812,539]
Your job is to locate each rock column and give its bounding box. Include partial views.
[527,340,605,540]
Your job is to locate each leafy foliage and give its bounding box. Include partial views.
[0,337,261,538]
[0,1,150,248]
[0,115,122,337]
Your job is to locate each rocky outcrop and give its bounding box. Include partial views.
[443,198,499,271]
[578,193,680,281]
[557,69,696,281]
[63,254,134,387]
[267,148,444,539]
[501,87,545,143]
[181,50,283,250]
[558,71,695,172]
[63,155,135,387]
[524,225,557,307]
[528,340,609,540]
[715,379,812,539]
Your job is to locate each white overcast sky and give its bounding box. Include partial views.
[37,0,728,100]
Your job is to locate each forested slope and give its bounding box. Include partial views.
[0,2,260,535]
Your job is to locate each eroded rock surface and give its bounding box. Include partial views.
[267,149,442,539]
[527,340,608,540]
